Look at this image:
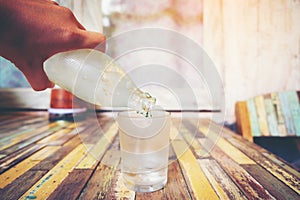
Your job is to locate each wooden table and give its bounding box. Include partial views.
[0,111,299,200]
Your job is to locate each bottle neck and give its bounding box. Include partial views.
[128,89,156,116]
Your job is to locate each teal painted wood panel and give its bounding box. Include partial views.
[286,91,300,136]
[264,98,279,136]
[278,91,296,135]
[247,98,261,137]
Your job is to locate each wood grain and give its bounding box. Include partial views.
[235,101,253,142]
[227,137,300,195]
[0,146,59,188]
[206,145,275,199]
[287,91,300,136]
[247,98,261,137]
[254,96,270,136]
[199,159,247,200]
[279,91,296,135]
[0,112,299,199]
[0,170,47,200]
[271,92,288,136]
[164,160,192,199]
[78,135,120,200]
[19,144,88,199]
[47,169,94,200]
[243,164,300,199]
[264,94,279,136]
[171,124,219,200]
[0,143,45,174]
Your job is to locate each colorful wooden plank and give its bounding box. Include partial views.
[278,91,296,135]
[31,135,83,171]
[76,122,118,169]
[135,190,164,200]
[201,142,275,199]
[197,124,256,165]
[19,144,88,200]
[235,101,253,142]
[47,169,94,200]
[0,114,36,129]
[0,146,59,188]
[180,121,209,159]
[199,159,246,199]
[77,118,113,145]
[0,121,69,153]
[0,116,47,138]
[0,170,47,200]
[164,160,192,199]
[271,92,288,136]
[0,143,45,174]
[0,121,55,148]
[105,170,136,200]
[36,124,79,144]
[171,125,219,200]
[254,95,270,136]
[227,137,300,195]
[286,91,300,136]
[262,152,300,178]
[78,139,121,200]
[264,94,279,136]
[246,98,261,136]
[243,164,300,199]
[173,140,220,199]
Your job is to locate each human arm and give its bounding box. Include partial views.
[0,0,105,91]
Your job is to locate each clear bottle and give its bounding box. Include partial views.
[43,49,156,114]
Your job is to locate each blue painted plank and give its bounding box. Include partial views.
[278,92,295,135]
[264,97,279,136]
[246,98,261,137]
[286,91,300,136]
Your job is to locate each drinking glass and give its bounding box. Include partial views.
[117,110,170,192]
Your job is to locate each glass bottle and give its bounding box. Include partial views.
[43,49,156,114]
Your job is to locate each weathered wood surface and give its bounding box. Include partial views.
[0,111,299,200]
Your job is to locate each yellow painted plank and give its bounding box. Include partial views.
[217,138,256,165]
[254,96,270,136]
[172,139,219,200]
[19,144,88,200]
[37,128,70,144]
[76,123,118,169]
[171,124,219,199]
[199,159,247,200]
[198,125,255,165]
[0,144,43,170]
[235,101,253,142]
[0,146,59,188]
[198,160,231,200]
[170,125,184,140]
[181,123,209,158]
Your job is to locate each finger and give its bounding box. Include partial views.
[78,30,106,52]
[21,64,54,91]
[48,0,59,6]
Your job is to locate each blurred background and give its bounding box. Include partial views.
[0,0,299,124]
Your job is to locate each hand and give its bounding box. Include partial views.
[0,0,106,91]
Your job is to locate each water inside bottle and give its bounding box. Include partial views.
[44,49,156,117]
